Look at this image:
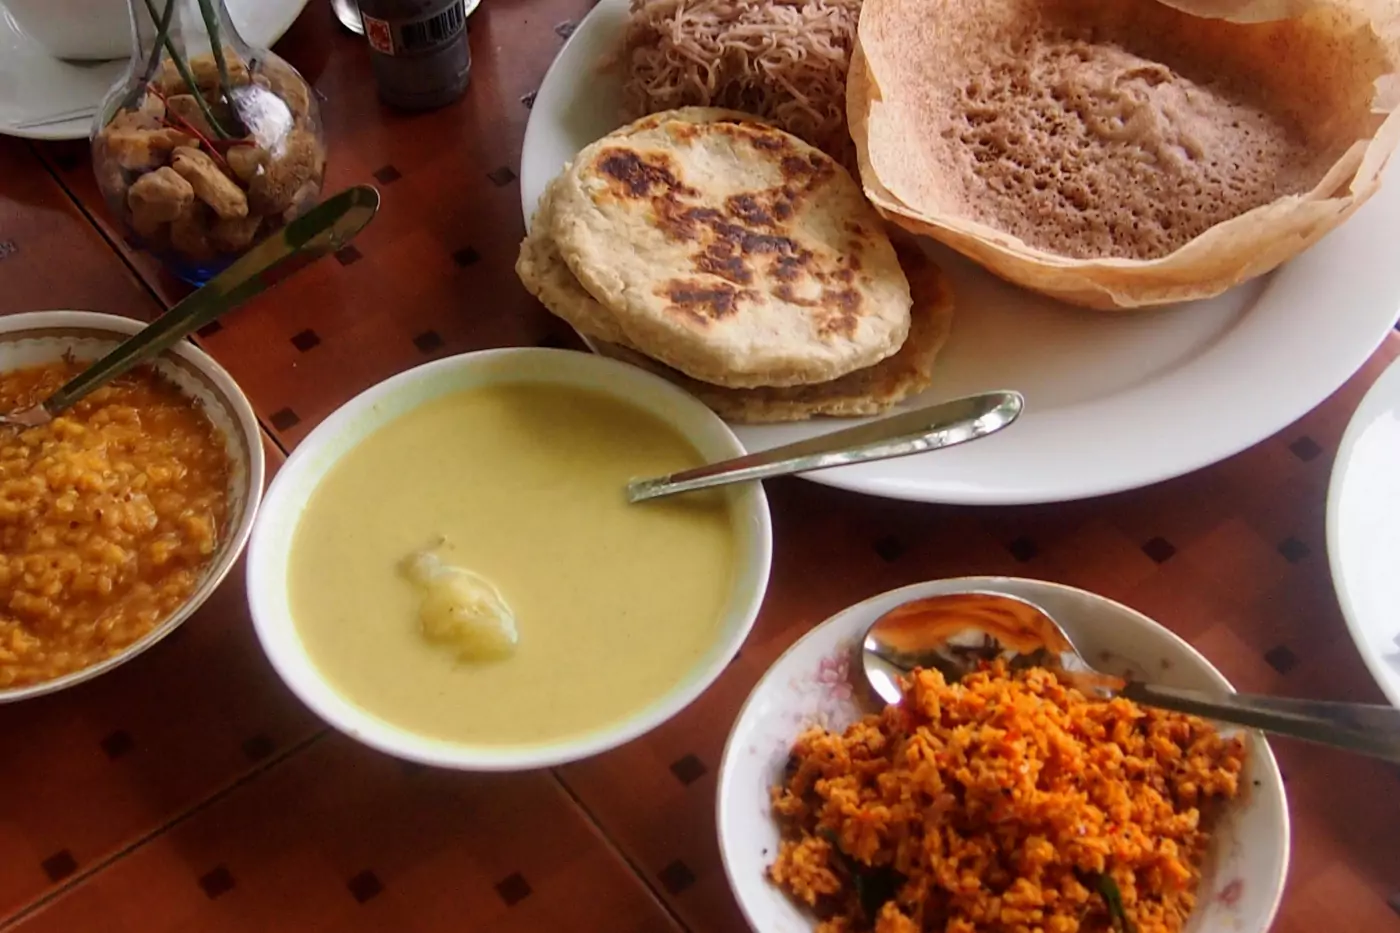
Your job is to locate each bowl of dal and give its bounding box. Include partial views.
[247,347,772,770]
[0,311,264,701]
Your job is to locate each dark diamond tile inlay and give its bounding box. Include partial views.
[452,246,481,267]
[335,245,363,266]
[495,871,533,906]
[290,329,321,352]
[1264,644,1299,675]
[1007,536,1038,562]
[413,330,444,354]
[101,730,134,759]
[197,320,223,337]
[199,865,235,899]
[670,753,707,786]
[658,859,696,895]
[241,733,275,762]
[1288,436,1322,462]
[347,870,383,903]
[270,408,301,432]
[1142,537,1177,564]
[873,535,905,563]
[487,165,518,187]
[1278,537,1310,563]
[520,90,538,109]
[372,164,402,184]
[41,850,77,882]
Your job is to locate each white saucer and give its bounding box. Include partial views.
[0,0,309,140]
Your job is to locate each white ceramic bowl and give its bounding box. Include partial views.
[718,577,1290,933]
[0,310,265,702]
[246,347,773,771]
[1326,354,1400,707]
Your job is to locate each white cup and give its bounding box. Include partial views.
[5,0,133,61]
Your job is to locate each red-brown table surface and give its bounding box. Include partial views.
[3,4,1400,930]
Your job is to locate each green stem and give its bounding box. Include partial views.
[140,0,230,138]
[196,0,235,99]
[139,0,176,92]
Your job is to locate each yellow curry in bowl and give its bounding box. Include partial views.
[282,378,745,749]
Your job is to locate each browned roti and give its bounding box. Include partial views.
[549,116,911,387]
[595,243,955,423]
[851,0,1400,307]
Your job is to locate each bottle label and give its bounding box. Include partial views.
[362,0,467,57]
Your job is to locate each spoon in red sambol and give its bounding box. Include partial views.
[861,590,1400,764]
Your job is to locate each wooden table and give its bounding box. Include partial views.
[2,4,1399,930]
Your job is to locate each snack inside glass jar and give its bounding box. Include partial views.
[91,0,328,286]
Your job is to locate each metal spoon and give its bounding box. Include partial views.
[626,390,1023,503]
[0,185,381,429]
[862,590,1400,764]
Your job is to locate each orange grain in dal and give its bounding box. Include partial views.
[0,360,229,689]
[770,662,1245,933]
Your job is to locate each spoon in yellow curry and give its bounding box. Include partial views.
[626,390,1024,502]
[862,590,1400,764]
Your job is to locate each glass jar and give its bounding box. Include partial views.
[91,0,328,286]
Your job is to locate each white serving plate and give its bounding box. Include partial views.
[0,0,309,140]
[1327,352,1400,707]
[717,577,1290,933]
[519,0,1400,504]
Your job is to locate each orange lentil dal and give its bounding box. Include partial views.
[770,662,1245,933]
[0,360,230,689]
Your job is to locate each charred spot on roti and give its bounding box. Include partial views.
[773,281,864,341]
[818,289,863,338]
[662,280,752,324]
[695,242,754,284]
[773,255,807,282]
[779,154,833,190]
[656,202,727,241]
[725,193,775,227]
[596,148,696,199]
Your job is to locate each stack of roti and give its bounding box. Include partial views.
[848,0,1400,309]
[516,108,955,423]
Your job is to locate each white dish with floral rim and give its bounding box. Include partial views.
[716,577,1289,933]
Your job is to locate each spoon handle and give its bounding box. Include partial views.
[1121,681,1400,763]
[626,390,1024,503]
[39,185,381,419]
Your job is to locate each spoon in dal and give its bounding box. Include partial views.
[862,590,1400,764]
[0,185,381,429]
[626,390,1023,502]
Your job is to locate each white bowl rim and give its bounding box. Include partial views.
[246,345,774,771]
[715,575,1291,933]
[1324,354,1400,708]
[0,309,266,702]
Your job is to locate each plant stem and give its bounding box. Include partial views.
[140,0,231,138]
[139,0,177,93]
[196,0,235,99]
